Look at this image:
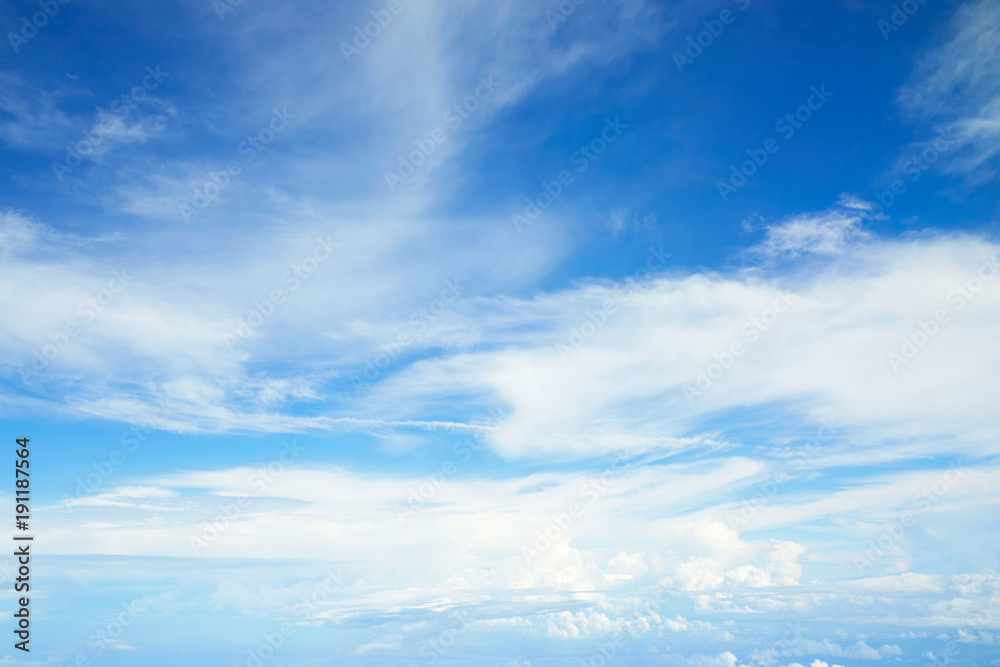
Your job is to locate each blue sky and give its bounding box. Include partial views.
[1,0,1000,665]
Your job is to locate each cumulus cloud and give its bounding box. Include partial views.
[663,652,738,667]
[778,637,902,661]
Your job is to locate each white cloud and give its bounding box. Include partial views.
[957,629,995,643]
[0,72,74,150]
[368,226,1000,461]
[606,208,658,237]
[352,635,402,654]
[749,207,870,259]
[4,1,999,660]
[56,485,181,512]
[853,573,944,593]
[835,193,876,211]
[3,193,999,647]
[0,210,45,257]
[80,108,165,161]
[777,637,902,661]
[664,652,737,667]
[899,0,1000,185]
[103,639,138,651]
[0,71,171,165]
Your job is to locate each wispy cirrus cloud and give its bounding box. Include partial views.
[898,0,1000,185]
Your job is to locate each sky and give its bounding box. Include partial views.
[1,0,999,665]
